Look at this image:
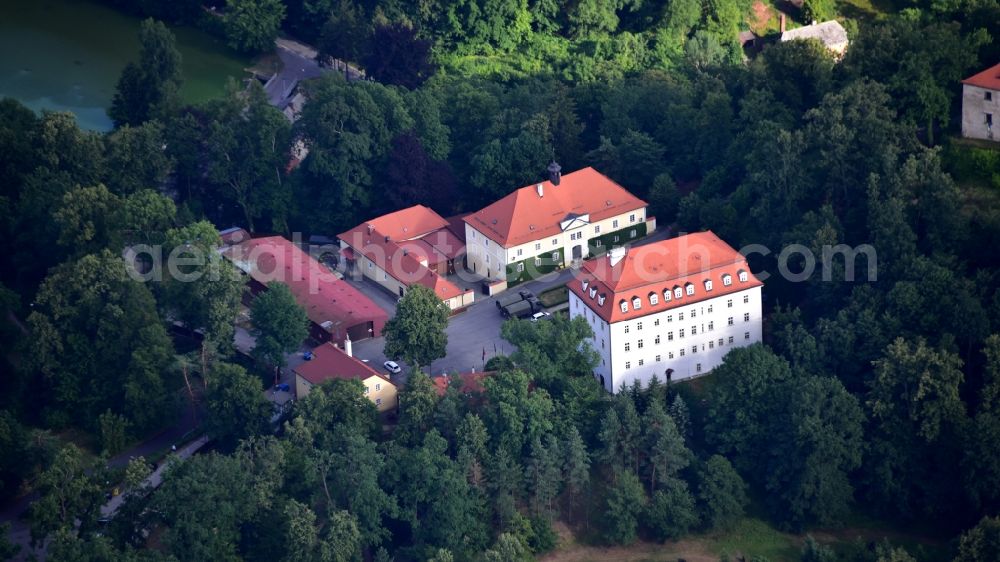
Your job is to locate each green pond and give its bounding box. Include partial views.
[0,0,252,131]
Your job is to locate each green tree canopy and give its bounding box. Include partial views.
[383,284,449,371]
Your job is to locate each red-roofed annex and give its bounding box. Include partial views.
[961,62,1000,142]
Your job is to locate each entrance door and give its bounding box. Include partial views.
[398,287,405,297]
[572,245,582,260]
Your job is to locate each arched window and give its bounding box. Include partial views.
[685,282,695,296]
[673,286,683,299]
[620,300,628,313]
[649,292,659,306]
[704,280,713,291]
[738,269,748,282]
[722,273,732,286]
[631,296,641,310]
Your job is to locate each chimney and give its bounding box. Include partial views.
[344,336,353,357]
[547,160,562,186]
[536,183,544,197]
[780,13,786,33]
[609,247,627,267]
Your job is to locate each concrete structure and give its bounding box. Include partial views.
[339,205,474,311]
[294,340,398,413]
[222,235,388,346]
[780,20,849,58]
[464,164,652,284]
[569,231,763,392]
[961,62,1000,142]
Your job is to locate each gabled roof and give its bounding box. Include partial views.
[463,167,647,248]
[780,20,848,48]
[352,204,449,241]
[294,343,391,386]
[340,206,471,302]
[963,62,1000,91]
[570,231,763,323]
[222,236,388,329]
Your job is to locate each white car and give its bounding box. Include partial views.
[530,311,551,322]
[383,360,402,375]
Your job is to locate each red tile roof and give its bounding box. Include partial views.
[463,167,647,247]
[339,206,472,303]
[433,371,493,397]
[569,231,763,324]
[223,236,388,330]
[294,342,390,386]
[963,62,1000,91]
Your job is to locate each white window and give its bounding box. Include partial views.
[516,263,524,272]
[718,338,723,347]
[744,312,750,322]
[382,271,387,280]
[613,235,620,243]
[632,297,641,310]
[668,332,674,341]
[601,339,605,348]
[685,283,695,296]
[727,299,733,308]
[679,329,685,338]
[625,361,631,369]
[376,398,382,406]
[637,339,644,349]
[630,229,637,239]
[638,359,644,366]
[678,312,684,321]
[620,300,628,313]
[674,287,683,299]
[709,341,714,349]
[625,342,631,352]
[696,363,702,373]
[691,309,697,318]
[552,238,558,246]
[728,336,734,344]
[655,354,661,362]
[745,331,750,340]
[708,305,713,313]
[704,280,713,291]
[708,321,714,331]
[535,257,541,266]
[655,335,661,344]
[364,386,369,395]
[368,261,373,270]
[595,225,601,234]
[744,294,750,304]
[517,248,523,256]
[728,317,734,326]
[667,314,673,322]
[553,251,560,260]
[679,349,685,357]
[649,293,659,306]
[654,319,660,326]
[630,214,636,223]
[589,287,597,299]
[739,270,748,282]
[535,243,541,250]
[637,321,643,330]
[663,289,671,302]
[582,280,589,291]
[691,326,697,335]
[625,324,630,334]
[692,345,697,354]
[613,220,619,228]
[723,274,732,286]
[595,240,603,248]
[376,383,381,391]
[598,294,606,306]
[669,352,674,359]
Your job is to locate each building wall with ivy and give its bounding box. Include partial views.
[587,222,648,256]
[505,249,562,285]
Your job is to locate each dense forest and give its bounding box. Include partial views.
[2,0,1000,559]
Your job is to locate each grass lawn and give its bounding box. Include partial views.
[539,284,569,308]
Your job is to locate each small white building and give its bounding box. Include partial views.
[569,231,763,393]
[463,164,653,285]
[961,62,1000,142]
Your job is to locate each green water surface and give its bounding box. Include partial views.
[0,0,251,131]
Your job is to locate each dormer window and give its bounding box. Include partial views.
[649,292,659,306]
[738,269,748,282]
[663,289,671,302]
[685,283,695,296]
[673,286,683,299]
[582,280,589,292]
[598,294,606,306]
[631,297,641,310]
[589,287,597,299]
[704,280,713,291]
[722,274,732,286]
[620,300,628,313]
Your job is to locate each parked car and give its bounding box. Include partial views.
[303,351,314,360]
[274,383,291,392]
[384,360,402,375]
[530,311,552,322]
